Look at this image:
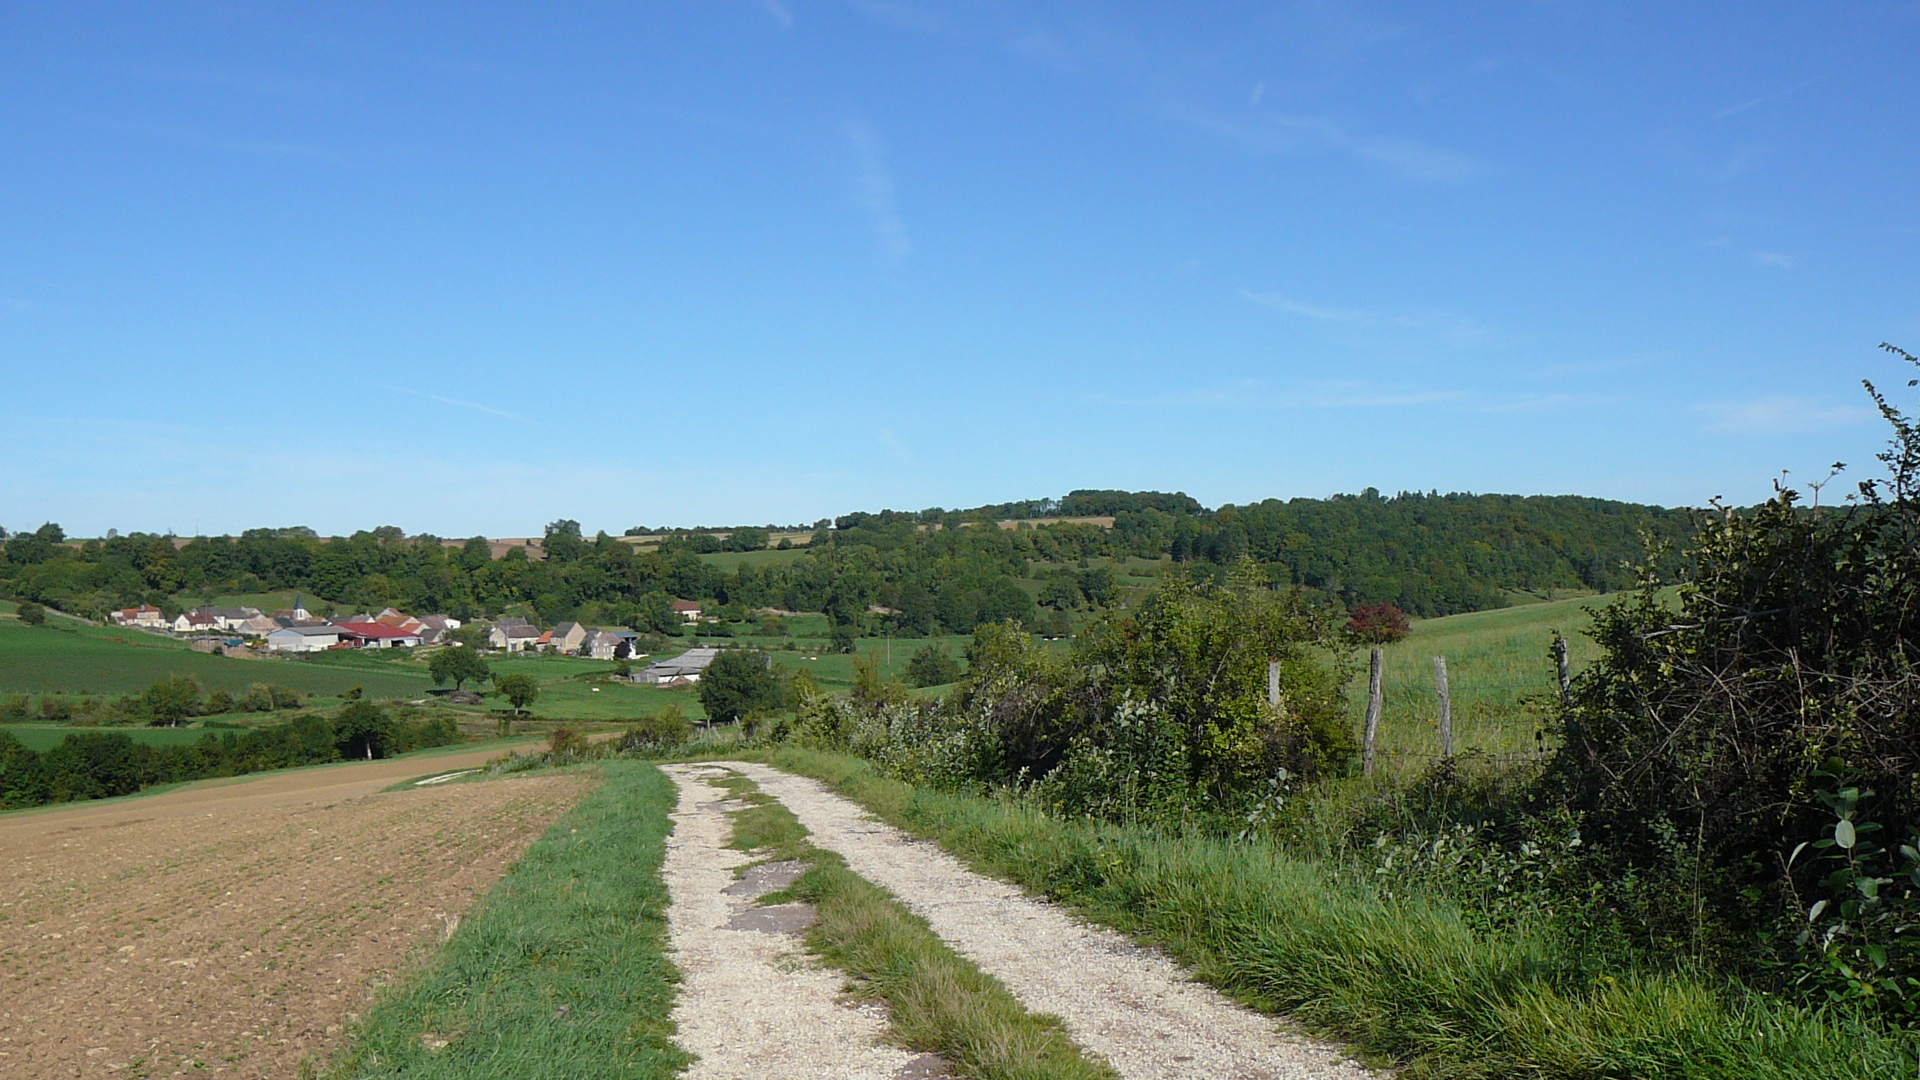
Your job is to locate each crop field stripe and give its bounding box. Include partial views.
[698,766,1117,1080]
[751,746,1919,1080]
[325,761,689,1079]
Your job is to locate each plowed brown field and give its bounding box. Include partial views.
[0,752,593,1078]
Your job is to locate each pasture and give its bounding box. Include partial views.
[1352,592,1613,764]
[0,618,431,700]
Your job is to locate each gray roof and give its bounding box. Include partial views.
[501,624,542,639]
[269,624,342,638]
[642,647,721,677]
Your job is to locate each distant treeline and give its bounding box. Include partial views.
[0,705,462,809]
[0,488,1693,626]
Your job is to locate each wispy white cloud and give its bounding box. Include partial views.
[1239,289,1497,348]
[1713,74,1828,119]
[1704,396,1876,433]
[756,0,794,30]
[843,120,911,263]
[378,384,527,421]
[1752,250,1796,270]
[1159,103,1490,184]
[1092,378,1466,410]
[1249,80,1266,106]
[1238,289,1363,322]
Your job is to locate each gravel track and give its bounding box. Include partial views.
[725,761,1381,1080]
[660,764,929,1080]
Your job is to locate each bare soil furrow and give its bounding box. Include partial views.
[0,763,591,1078]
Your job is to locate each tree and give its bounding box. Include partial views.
[333,700,395,760]
[449,623,489,650]
[493,672,540,715]
[906,642,963,687]
[697,649,782,724]
[142,676,202,727]
[15,601,46,626]
[1345,602,1410,644]
[428,645,491,690]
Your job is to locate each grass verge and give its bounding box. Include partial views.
[747,746,1919,1080]
[703,767,1116,1080]
[325,761,689,1079]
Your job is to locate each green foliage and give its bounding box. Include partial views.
[332,700,396,759]
[905,642,962,687]
[697,649,782,724]
[493,672,540,714]
[141,675,203,726]
[0,711,461,809]
[15,601,46,626]
[618,704,692,754]
[763,746,1920,1080]
[427,644,491,690]
[797,566,1351,823]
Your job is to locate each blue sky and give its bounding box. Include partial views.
[3,2,1916,538]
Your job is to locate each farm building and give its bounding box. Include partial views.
[671,599,703,622]
[171,611,220,634]
[633,647,719,686]
[583,627,638,660]
[333,622,423,649]
[265,625,346,652]
[549,621,588,654]
[110,605,167,629]
[488,620,543,652]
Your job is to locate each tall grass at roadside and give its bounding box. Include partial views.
[325,762,688,1079]
[751,746,1917,1080]
[705,768,1116,1080]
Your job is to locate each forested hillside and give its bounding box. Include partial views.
[0,489,1693,627]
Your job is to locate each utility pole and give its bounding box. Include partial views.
[1363,647,1384,776]
[1434,655,1453,759]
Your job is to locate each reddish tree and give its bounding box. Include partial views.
[1346,602,1411,644]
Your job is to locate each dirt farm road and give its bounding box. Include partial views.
[670,762,1377,1080]
[1,748,590,1078]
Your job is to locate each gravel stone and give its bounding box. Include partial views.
[662,765,922,1080]
[725,762,1384,1080]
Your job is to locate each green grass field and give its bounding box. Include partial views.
[1353,593,1614,764]
[0,619,431,700]
[327,761,688,1079]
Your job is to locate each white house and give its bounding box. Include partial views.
[265,625,345,652]
[671,599,703,622]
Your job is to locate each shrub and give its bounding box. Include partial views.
[16,601,46,626]
[619,705,692,754]
[142,675,203,727]
[548,727,589,758]
[1345,602,1410,644]
[906,642,963,687]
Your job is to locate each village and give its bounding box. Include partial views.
[106,597,720,684]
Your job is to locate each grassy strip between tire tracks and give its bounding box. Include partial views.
[706,767,1117,1080]
[742,746,1920,1080]
[326,761,690,1079]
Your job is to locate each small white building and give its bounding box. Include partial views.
[265,625,345,652]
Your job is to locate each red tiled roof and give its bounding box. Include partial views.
[671,600,702,612]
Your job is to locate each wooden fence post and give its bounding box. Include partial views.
[1434,655,1453,759]
[1363,646,1384,776]
[1553,634,1572,707]
[1268,660,1281,707]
